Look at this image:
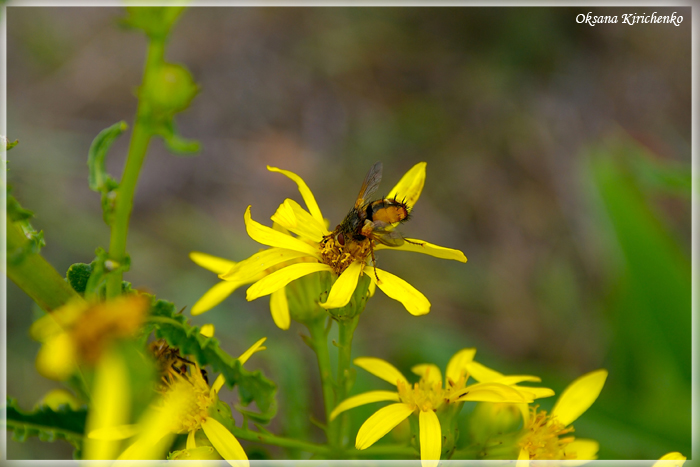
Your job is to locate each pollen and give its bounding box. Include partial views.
[319,233,370,275]
[396,372,447,412]
[519,406,576,460]
[162,370,215,434]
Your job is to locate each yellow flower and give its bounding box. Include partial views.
[331,349,552,467]
[191,163,466,325]
[30,295,149,380]
[654,452,687,467]
[89,336,266,465]
[517,369,608,464]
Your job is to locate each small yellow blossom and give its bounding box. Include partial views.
[30,295,149,380]
[332,349,552,467]
[89,336,266,465]
[517,369,608,464]
[191,163,466,325]
[654,452,687,467]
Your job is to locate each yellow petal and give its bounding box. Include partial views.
[267,166,324,225]
[354,357,409,386]
[84,350,131,460]
[445,348,477,382]
[246,263,332,300]
[517,402,530,425]
[455,382,532,403]
[330,390,401,421]
[512,386,555,400]
[30,299,86,341]
[244,206,320,257]
[192,281,243,315]
[220,247,313,282]
[269,287,291,330]
[190,252,237,275]
[466,361,504,382]
[489,375,542,385]
[370,268,430,316]
[419,410,441,467]
[212,375,226,395]
[517,447,531,467]
[376,238,466,263]
[201,417,249,467]
[36,332,77,381]
[552,369,607,426]
[271,199,328,241]
[564,439,600,462]
[239,337,267,365]
[386,162,426,209]
[411,364,442,385]
[200,324,215,338]
[368,278,377,297]
[654,452,687,467]
[187,430,197,449]
[320,261,363,309]
[355,403,414,450]
[88,424,140,440]
[118,432,173,460]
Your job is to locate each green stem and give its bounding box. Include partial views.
[335,315,359,448]
[306,317,336,447]
[229,426,332,456]
[352,444,418,458]
[6,219,83,311]
[105,39,165,298]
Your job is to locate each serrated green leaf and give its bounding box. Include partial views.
[146,300,277,421]
[5,397,87,457]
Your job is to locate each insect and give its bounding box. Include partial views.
[323,162,412,281]
[149,339,208,388]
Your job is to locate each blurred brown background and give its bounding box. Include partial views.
[6,6,691,460]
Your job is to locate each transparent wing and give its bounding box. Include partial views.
[354,162,383,209]
[371,222,405,247]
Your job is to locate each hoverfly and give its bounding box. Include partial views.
[322,162,412,280]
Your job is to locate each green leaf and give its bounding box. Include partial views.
[88,121,127,193]
[87,121,127,225]
[5,397,87,458]
[147,300,277,421]
[5,138,19,150]
[66,263,93,294]
[7,194,34,222]
[157,119,201,155]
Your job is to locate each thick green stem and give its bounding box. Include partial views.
[6,219,83,311]
[335,315,359,447]
[229,426,332,456]
[306,317,336,447]
[105,39,165,298]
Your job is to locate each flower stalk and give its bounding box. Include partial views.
[105,38,164,298]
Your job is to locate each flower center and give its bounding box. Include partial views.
[397,377,445,412]
[319,232,371,275]
[162,371,215,434]
[519,407,576,460]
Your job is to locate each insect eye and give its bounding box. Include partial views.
[336,233,345,246]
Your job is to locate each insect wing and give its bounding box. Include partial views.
[354,162,383,209]
[375,229,405,247]
[370,221,405,247]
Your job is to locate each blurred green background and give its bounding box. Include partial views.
[5,6,691,460]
